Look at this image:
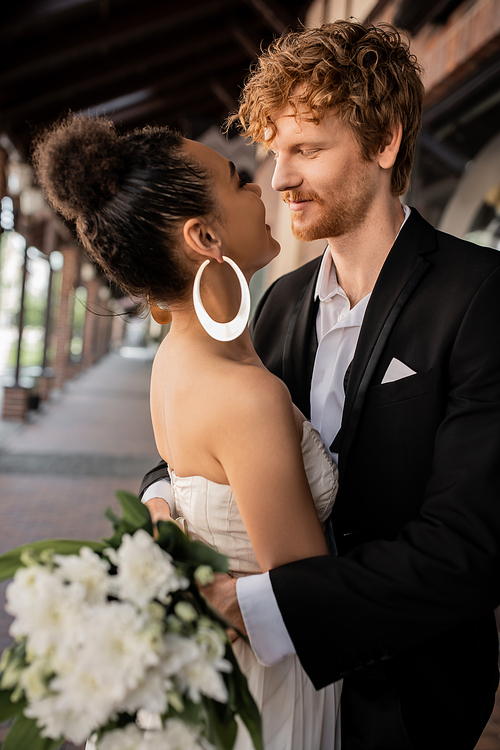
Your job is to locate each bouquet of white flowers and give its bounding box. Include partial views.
[0,492,262,750]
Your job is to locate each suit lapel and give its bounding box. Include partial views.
[331,210,436,468]
[282,257,322,419]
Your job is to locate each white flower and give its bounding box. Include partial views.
[23,599,166,743]
[177,656,229,704]
[71,601,162,697]
[161,633,200,678]
[193,565,214,586]
[97,723,144,750]
[0,646,24,691]
[54,547,111,604]
[160,632,230,703]
[19,657,52,702]
[174,601,197,623]
[25,688,104,744]
[111,531,188,607]
[116,666,171,715]
[195,625,227,663]
[46,660,123,737]
[4,531,235,748]
[136,709,162,731]
[142,719,205,750]
[6,565,85,660]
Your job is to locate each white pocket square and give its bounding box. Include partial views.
[381,358,417,384]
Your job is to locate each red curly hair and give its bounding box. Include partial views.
[228,21,424,196]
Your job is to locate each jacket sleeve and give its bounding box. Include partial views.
[138,458,170,498]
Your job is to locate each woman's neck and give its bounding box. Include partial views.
[167,302,259,363]
[167,260,259,359]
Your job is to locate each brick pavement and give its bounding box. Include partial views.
[0,348,160,749]
[0,348,499,749]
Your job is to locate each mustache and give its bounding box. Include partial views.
[282,191,322,204]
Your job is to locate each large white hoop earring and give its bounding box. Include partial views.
[193,256,251,342]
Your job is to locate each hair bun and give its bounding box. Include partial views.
[33,115,125,220]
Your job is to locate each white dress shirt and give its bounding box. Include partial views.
[311,250,371,464]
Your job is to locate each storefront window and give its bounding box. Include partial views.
[70,286,87,363]
[0,230,26,385]
[19,247,50,374]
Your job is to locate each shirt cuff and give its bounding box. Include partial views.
[141,479,174,514]
[236,571,295,666]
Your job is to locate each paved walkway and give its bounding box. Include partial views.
[0,347,498,749]
[0,347,160,749]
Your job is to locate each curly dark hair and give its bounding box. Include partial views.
[32,115,217,303]
[227,20,424,196]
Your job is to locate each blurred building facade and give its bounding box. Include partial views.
[0,0,312,421]
[0,147,118,419]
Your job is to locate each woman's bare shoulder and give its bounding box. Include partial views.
[221,362,292,413]
[152,341,301,449]
[208,361,303,447]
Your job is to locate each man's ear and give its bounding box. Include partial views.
[378,123,403,170]
[182,218,224,263]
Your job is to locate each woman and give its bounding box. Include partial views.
[33,115,341,749]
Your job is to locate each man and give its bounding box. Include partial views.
[141,21,500,749]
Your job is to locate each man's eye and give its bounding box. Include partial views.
[239,175,250,187]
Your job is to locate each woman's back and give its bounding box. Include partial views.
[150,331,283,485]
[150,326,332,573]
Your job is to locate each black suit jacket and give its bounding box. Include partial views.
[250,208,500,749]
[140,209,500,749]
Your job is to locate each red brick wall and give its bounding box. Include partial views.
[371,0,500,105]
[52,245,79,389]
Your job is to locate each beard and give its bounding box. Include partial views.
[283,162,374,242]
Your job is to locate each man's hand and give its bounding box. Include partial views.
[144,501,247,641]
[198,572,247,642]
[144,496,172,526]
[144,496,185,539]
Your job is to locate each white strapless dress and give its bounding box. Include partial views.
[170,421,342,750]
[86,422,341,750]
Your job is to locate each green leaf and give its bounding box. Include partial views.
[155,518,191,554]
[2,713,63,750]
[0,690,25,723]
[204,698,238,750]
[115,490,153,534]
[100,527,123,550]
[104,507,122,528]
[187,540,229,573]
[165,696,202,726]
[0,540,107,581]
[224,646,263,750]
[101,492,154,547]
[155,521,228,573]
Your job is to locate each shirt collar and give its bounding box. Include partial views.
[314,204,411,302]
[314,248,340,303]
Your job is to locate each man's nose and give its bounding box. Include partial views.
[271,156,302,193]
